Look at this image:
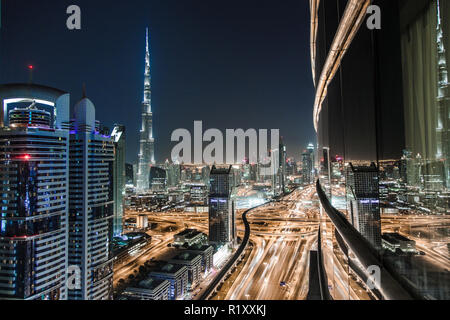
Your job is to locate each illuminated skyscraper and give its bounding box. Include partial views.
[125,163,134,185]
[208,166,235,246]
[149,166,167,191]
[302,143,315,185]
[111,124,125,236]
[346,163,381,250]
[68,97,114,300]
[166,161,181,188]
[0,84,70,300]
[278,137,287,194]
[286,158,297,176]
[436,0,449,189]
[136,28,155,192]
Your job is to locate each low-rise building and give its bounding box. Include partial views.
[124,217,137,229]
[173,229,207,247]
[185,244,214,274]
[169,252,202,289]
[137,214,149,230]
[150,264,188,300]
[185,205,209,213]
[112,233,151,265]
[121,278,170,300]
[189,183,208,204]
[382,233,416,253]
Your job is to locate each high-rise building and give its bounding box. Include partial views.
[286,158,297,176]
[68,96,114,300]
[111,124,125,236]
[308,143,316,179]
[132,163,138,186]
[250,163,258,181]
[242,162,251,182]
[230,165,241,190]
[189,184,208,205]
[136,28,155,192]
[346,163,381,250]
[278,137,287,194]
[201,166,211,186]
[125,163,134,185]
[436,0,449,189]
[262,146,281,196]
[166,161,181,188]
[208,166,235,246]
[149,166,166,191]
[0,84,70,300]
[302,143,315,185]
[180,165,209,185]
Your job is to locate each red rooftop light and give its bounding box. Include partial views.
[28,65,34,70]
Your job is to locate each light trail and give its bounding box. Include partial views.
[223,187,320,300]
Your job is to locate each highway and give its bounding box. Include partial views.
[220,186,320,300]
[115,186,320,300]
[113,209,212,290]
[115,184,450,300]
[198,203,253,300]
[382,215,450,271]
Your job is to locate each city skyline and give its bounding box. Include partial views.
[0,0,448,305]
[0,0,315,164]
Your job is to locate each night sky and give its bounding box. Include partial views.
[0,0,315,164]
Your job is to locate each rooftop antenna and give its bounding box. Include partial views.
[28,65,34,84]
[26,101,37,109]
[82,83,87,98]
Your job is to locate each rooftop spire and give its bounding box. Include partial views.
[137,27,156,191]
[145,28,151,73]
[143,28,151,105]
[146,27,149,53]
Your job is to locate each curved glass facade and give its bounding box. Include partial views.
[312,0,449,300]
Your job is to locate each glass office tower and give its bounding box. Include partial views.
[346,163,382,250]
[208,166,235,246]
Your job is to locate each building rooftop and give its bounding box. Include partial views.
[186,244,214,252]
[138,277,167,290]
[176,229,202,239]
[0,83,67,97]
[153,263,186,275]
[171,252,201,262]
[348,162,378,173]
[210,165,232,175]
[382,233,412,244]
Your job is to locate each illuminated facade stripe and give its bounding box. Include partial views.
[311,0,371,132]
[310,0,320,85]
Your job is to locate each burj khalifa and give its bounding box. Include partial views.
[136,28,155,191]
